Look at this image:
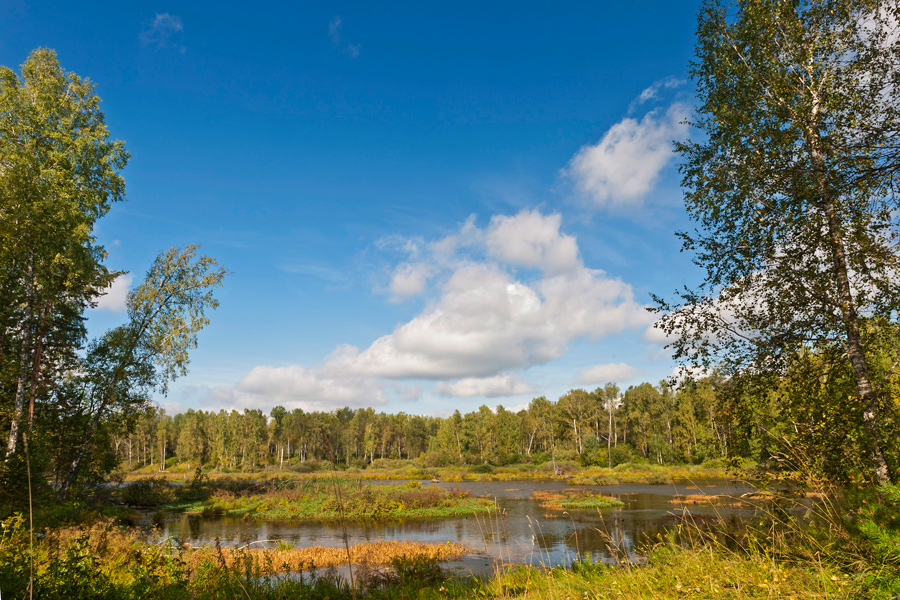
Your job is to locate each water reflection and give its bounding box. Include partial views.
[160,478,756,570]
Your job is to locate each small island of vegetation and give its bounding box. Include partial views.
[125,474,497,521]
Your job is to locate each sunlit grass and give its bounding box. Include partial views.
[159,477,497,521]
[530,489,623,510]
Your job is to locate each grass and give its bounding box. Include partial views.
[122,460,732,486]
[480,544,854,599]
[669,494,745,507]
[9,466,897,598]
[531,489,624,510]
[0,514,883,599]
[153,477,497,521]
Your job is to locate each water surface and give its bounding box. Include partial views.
[159,478,757,572]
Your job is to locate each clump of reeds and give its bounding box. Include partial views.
[669,494,744,507]
[531,490,623,510]
[181,539,467,574]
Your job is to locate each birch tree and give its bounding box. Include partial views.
[655,0,900,483]
[0,49,128,458]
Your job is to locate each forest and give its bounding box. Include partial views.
[111,372,867,480]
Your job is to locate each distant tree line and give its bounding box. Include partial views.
[107,374,806,474]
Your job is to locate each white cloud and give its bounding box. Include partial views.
[140,13,185,52]
[328,16,360,58]
[643,320,674,345]
[328,210,653,380]
[389,263,433,301]
[207,209,655,409]
[577,362,641,384]
[160,401,184,415]
[203,365,387,412]
[669,365,715,387]
[436,375,534,398]
[565,102,689,208]
[634,77,686,106]
[94,274,133,312]
[485,210,579,274]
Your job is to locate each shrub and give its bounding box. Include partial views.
[121,477,174,506]
[529,451,551,465]
[647,471,673,485]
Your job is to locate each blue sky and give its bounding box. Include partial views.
[1,1,704,416]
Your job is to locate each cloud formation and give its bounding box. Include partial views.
[436,374,534,398]
[94,274,133,312]
[140,13,185,52]
[634,77,686,106]
[329,16,361,59]
[329,209,653,380]
[577,362,641,384]
[565,102,689,209]
[205,210,653,412]
[389,263,433,302]
[205,365,387,412]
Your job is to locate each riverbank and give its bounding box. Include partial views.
[0,514,878,599]
[122,459,735,487]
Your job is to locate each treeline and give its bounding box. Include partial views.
[114,377,755,472]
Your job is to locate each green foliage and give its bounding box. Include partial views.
[386,555,445,586]
[0,47,128,481]
[656,0,900,483]
[120,477,174,507]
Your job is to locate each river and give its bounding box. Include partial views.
[158,478,758,573]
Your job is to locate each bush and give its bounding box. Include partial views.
[609,445,635,467]
[369,458,404,470]
[121,477,174,506]
[470,463,495,474]
[647,471,673,485]
[536,460,578,474]
[408,468,434,480]
[288,459,332,474]
[528,451,551,465]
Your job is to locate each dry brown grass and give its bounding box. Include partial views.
[531,490,568,502]
[669,494,722,505]
[669,494,745,508]
[530,489,622,510]
[44,521,467,576]
[181,540,468,573]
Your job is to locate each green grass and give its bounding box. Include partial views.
[158,477,497,521]
[558,495,624,509]
[122,461,733,485]
[0,515,881,600]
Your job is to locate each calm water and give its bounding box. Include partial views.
[158,478,757,573]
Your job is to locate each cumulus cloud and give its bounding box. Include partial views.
[436,375,534,398]
[94,274,133,312]
[329,16,360,58]
[643,320,674,345]
[208,209,654,410]
[669,364,715,387]
[565,102,689,208]
[485,211,579,274]
[331,210,653,380]
[204,365,387,413]
[577,362,641,385]
[389,263,433,302]
[140,13,185,52]
[634,77,686,106]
